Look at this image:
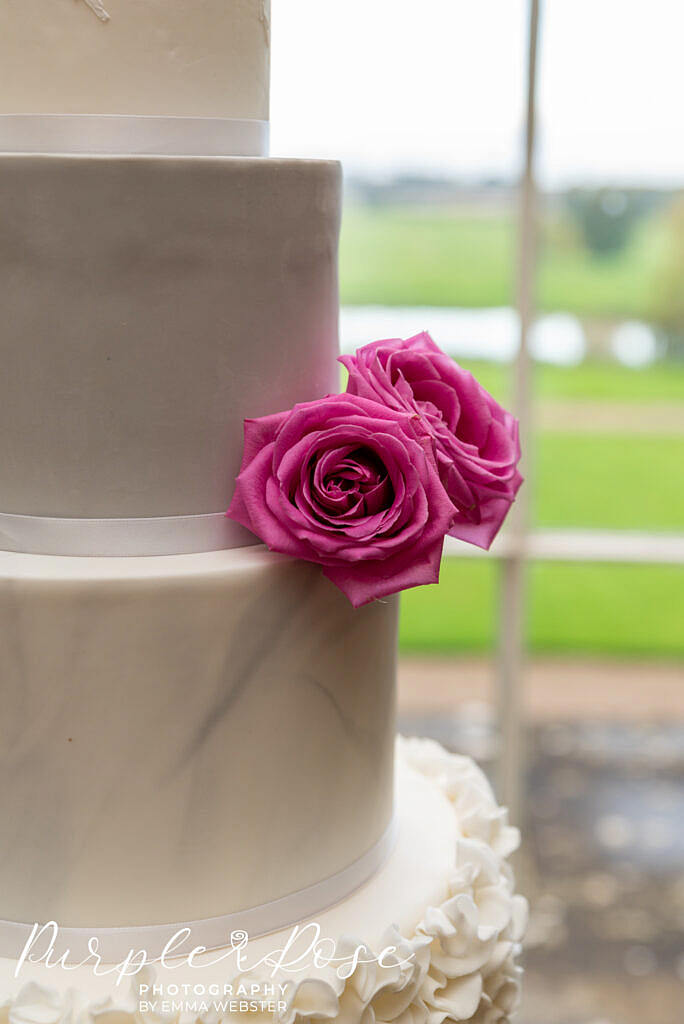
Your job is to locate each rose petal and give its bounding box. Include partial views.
[342,333,523,548]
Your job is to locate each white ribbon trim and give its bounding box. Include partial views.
[0,114,269,157]
[0,819,398,965]
[0,511,255,557]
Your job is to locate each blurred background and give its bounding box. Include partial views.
[272,2,684,1021]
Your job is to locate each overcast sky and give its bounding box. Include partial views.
[271,0,684,187]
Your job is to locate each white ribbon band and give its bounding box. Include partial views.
[0,511,255,557]
[0,114,269,157]
[0,819,397,965]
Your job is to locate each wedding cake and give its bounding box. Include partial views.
[0,4,526,1022]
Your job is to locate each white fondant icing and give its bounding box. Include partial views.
[0,1,270,121]
[0,740,527,1023]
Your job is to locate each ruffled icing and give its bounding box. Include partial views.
[1,738,526,1024]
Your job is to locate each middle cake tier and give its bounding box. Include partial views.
[0,154,341,530]
[0,546,398,937]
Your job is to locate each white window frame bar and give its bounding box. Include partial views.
[466,0,684,824]
[493,0,541,825]
[447,530,684,565]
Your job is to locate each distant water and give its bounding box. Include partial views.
[340,306,659,367]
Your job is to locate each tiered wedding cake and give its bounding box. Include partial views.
[0,3,526,1022]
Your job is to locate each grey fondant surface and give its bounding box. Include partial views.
[0,155,341,522]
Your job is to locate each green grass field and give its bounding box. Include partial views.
[536,434,684,531]
[340,204,666,320]
[459,359,684,404]
[339,204,684,658]
[399,429,684,658]
[399,560,684,658]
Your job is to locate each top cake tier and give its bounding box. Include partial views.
[0,0,270,121]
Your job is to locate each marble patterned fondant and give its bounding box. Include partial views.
[0,546,397,931]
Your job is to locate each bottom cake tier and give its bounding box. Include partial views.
[0,738,527,1024]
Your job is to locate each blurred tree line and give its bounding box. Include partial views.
[564,186,684,357]
[564,187,660,256]
[344,176,683,355]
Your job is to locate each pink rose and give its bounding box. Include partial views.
[340,333,522,549]
[227,393,454,607]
